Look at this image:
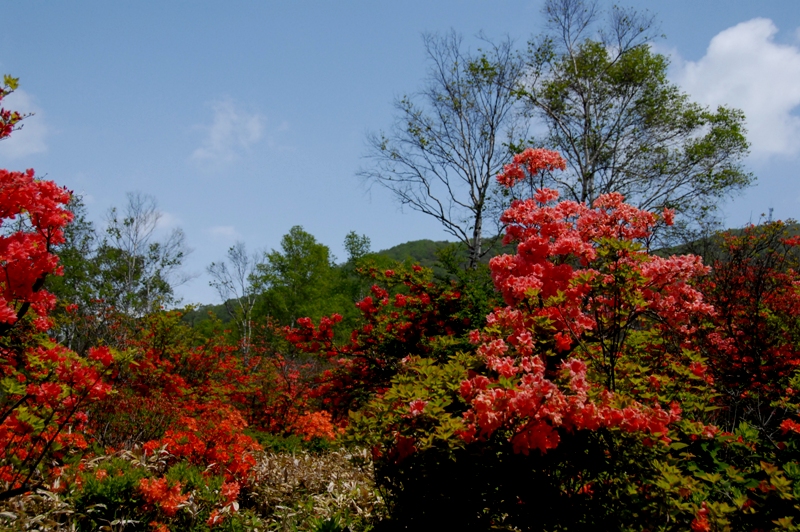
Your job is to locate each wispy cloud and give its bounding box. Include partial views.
[190,98,264,165]
[672,18,800,159]
[155,211,182,231]
[207,225,241,242]
[0,89,48,159]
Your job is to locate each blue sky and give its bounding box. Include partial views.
[1,1,799,305]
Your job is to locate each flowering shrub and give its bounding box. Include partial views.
[141,402,261,482]
[0,77,114,500]
[698,221,800,425]
[291,411,339,441]
[345,149,800,529]
[284,265,475,418]
[1,75,797,528]
[58,450,262,531]
[139,476,190,517]
[459,182,713,455]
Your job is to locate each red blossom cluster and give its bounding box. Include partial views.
[460,352,681,454]
[496,148,567,188]
[0,168,73,329]
[139,477,190,517]
[142,402,260,482]
[699,222,800,400]
[0,93,117,497]
[205,480,240,527]
[291,411,339,441]
[454,155,715,455]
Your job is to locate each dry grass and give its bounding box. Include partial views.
[0,447,385,531]
[246,447,385,531]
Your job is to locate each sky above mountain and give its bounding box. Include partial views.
[1,1,799,304]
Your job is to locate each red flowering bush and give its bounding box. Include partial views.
[0,77,115,500]
[698,221,800,427]
[347,149,782,529]
[139,476,190,517]
[284,265,475,418]
[141,402,260,482]
[290,411,339,441]
[1,73,796,529]
[459,184,713,455]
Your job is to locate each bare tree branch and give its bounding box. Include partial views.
[360,31,524,268]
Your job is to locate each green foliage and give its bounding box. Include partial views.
[67,455,266,532]
[71,456,148,530]
[101,191,189,317]
[343,231,372,263]
[46,193,190,354]
[521,0,751,238]
[348,353,474,458]
[2,74,19,91]
[253,226,348,327]
[375,239,452,271]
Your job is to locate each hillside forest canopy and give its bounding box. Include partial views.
[1,2,799,531]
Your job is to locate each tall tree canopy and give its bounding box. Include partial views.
[208,241,260,352]
[517,0,751,235]
[254,226,341,327]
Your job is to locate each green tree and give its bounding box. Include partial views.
[46,193,191,352]
[343,231,371,264]
[45,195,103,353]
[338,231,374,305]
[254,226,342,327]
[102,192,190,317]
[518,0,751,237]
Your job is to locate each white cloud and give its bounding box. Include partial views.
[673,18,800,159]
[155,211,181,231]
[190,98,264,164]
[0,89,48,159]
[207,225,241,242]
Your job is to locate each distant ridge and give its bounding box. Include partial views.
[374,239,453,270]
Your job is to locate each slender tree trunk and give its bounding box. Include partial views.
[469,213,483,269]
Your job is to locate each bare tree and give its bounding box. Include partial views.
[208,241,260,354]
[360,31,524,269]
[519,0,751,235]
[103,191,191,317]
